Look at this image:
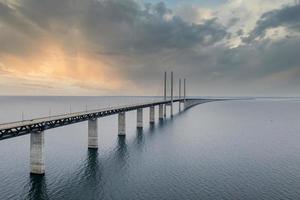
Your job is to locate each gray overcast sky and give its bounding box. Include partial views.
[0,0,299,96]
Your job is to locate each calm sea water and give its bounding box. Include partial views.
[0,96,300,200]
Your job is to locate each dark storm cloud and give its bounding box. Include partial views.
[0,0,228,56]
[1,0,300,96]
[78,0,228,53]
[244,4,300,42]
[123,35,300,96]
[218,38,300,77]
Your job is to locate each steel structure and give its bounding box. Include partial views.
[0,98,207,140]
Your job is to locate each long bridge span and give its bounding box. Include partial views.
[0,71,219,175]
[0,98,210,140]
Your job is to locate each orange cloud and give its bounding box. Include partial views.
[0,40,131,95]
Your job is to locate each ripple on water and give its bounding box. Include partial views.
[1,98,300,200]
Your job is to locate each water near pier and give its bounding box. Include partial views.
[0,96,300,200]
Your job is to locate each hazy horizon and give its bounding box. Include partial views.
[0,95,299,98]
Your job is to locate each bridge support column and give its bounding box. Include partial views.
[159,104,163,120]
[88,119,98,149]
[179,78,182,112]
[137,108,143,129]
[30,131,45,175]
[150,106,155,124]
[184,78,186,110]
[118,112,126,136]
[184,101,187,110]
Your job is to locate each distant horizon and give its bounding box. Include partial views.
[0,95,299,99]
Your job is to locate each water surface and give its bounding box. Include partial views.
[0,97,300,200]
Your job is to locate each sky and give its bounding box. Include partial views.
[0,0,300,96]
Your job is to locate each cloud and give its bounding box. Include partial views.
[0,2,42,56]
[0,0,300,96]
[0,0,228,56]
[243,4,300,42]
[0,0,230,95]
[80,0,228,54]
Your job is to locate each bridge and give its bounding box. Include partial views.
[0,72,217,175]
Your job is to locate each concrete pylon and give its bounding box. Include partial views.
[170,71,173,117]
[88,118,98,149]
[159,104,163,120]
[118,112,126,136]
[150,106,155,124]
[137,108,143,129]
[30,131,45,175]
[164,71,167,118]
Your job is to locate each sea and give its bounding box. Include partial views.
[0,96,299,200]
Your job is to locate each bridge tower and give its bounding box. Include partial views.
[170,71,174,117]
[163,71,167,118]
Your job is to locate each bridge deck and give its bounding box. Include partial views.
[0,98,210,140]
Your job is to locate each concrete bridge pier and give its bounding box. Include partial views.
[150,106,155,124]
[88,119,98,149]
[30,131,45,175]
[159,104,163,120]
[179,78,182,112]
[137,108,143,129]
[118,112,126,136]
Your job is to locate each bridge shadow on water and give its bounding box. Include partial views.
[84,149,103,185]
[26,174,49,200]
[24,111,184,200]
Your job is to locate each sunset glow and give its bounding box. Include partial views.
[0,0,299,96]
[0,40,131,95]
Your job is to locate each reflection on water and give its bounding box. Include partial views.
[116,136,128,162]
[158,119,164,127]
[85,149,102,183]
[135,128,145,149]
[26,175,49,200]
[149,123,155,133]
